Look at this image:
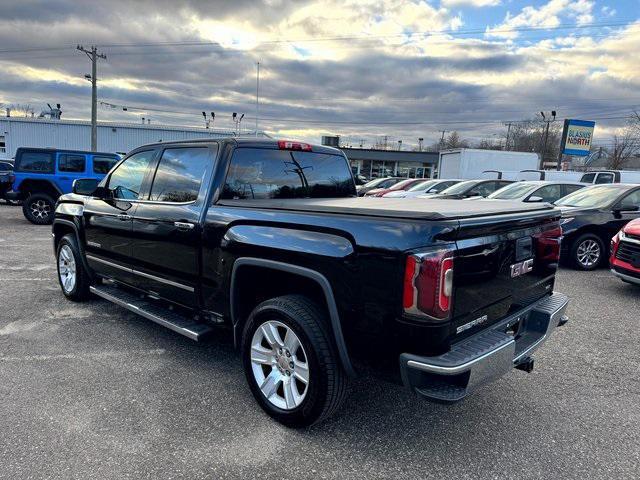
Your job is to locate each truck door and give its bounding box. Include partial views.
[56,153,88,193]
[128,144,217,307]
[83,149,157,285]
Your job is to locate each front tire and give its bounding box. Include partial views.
[23,193,55,224]
[570,233,605,270]
[241,295,348,427]
[56,234,91,301]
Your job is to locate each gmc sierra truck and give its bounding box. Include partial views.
[52,138,569,427]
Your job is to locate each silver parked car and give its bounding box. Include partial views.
[475,180,586,203]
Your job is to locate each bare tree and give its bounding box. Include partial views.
[9,104,34,117]
[606,126,640,170]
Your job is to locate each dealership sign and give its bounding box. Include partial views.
[560,119,596,156]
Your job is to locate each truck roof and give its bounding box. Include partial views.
[217,197,557,221]
[132,138,343,156]
[16,147,118,157]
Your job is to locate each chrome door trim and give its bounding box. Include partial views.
[86,254,195,292]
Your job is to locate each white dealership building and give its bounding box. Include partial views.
[0,117,262,160]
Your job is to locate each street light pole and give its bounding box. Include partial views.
[77,45,106,151]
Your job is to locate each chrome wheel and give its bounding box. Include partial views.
[30,199,51,219]
[576,239,601,268]
[250,320,310,410]
[58,245,77,293]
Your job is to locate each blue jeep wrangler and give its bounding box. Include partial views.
[6,148,120,224]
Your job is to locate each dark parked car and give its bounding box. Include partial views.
[5,148,119,224]
[555,184,640,270]
[53,138,568,427]
[356,176,404,196]
[0,160,16,203]
[421,179,513,200]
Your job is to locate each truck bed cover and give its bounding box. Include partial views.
[217,197,557,221]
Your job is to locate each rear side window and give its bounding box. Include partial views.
[93,156,118,174]
[16,151,54,173]
[532,184,562,202]
[108,150,155,200]
[58,154,86,173]
[221,148,355,200]
[149,147,210,202]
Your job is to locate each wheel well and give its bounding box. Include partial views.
[52,222,76,249]
[565,227,610,257]
[19,179,60,199]
[232,265,329,336]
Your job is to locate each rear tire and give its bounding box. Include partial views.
[570,233,604,270]
[56,234,91,301]
[241,295,348,427]
[23,193,55,225]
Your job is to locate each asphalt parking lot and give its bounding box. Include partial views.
[1,204,639,480]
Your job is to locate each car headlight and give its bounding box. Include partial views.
[55,203,84,216]
[560,217,574,226]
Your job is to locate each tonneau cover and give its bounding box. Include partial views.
[217,197,557,220]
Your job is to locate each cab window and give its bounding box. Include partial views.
[107,150,155,200]
[58,154,86,173]
[580,173,596,183]
[221,148,355,200]
[149,147,211,203]
[16,151,54,173]
[595,173,615,184]
[93,156,119,174]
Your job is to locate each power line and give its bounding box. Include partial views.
[0,19,636,56]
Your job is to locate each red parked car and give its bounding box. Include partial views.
[363,178,426,197]
[610,218,640,285]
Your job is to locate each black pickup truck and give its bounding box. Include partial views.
[52,139,569,427]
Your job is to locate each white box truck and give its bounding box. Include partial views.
[436,149,540,180]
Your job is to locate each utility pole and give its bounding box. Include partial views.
[439,130,447,149]
[255,61,260,137]
[77,45,106,151]
[503,122,512,150]
[539,111,556,169]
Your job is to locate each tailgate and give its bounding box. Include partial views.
[451,209,561,339]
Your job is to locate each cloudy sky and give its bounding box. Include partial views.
[0,0,638,149]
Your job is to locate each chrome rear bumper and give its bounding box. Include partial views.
[400,292,569,403]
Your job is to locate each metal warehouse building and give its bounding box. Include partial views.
[0,117,249,160]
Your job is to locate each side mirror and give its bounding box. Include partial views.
[527,195,544,203]
[72,178,100,196]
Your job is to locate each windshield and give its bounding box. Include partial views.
[439,180,478,195]
[407,180,437,192]
[362,177,390,189]
[554,185,623,208]
[488,182,535,199]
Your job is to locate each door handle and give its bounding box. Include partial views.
[174,221,195,230]
[117,214,129,221]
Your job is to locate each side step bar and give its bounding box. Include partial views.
[90,284,214,341]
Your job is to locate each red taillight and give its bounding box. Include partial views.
[535,226,562,262]
[278,140,312,151]
[403,249,454,320]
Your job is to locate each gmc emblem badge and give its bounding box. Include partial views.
[510,258,534,278]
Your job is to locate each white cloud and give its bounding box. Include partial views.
[484,0,597,39]
[441,0,501,7]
